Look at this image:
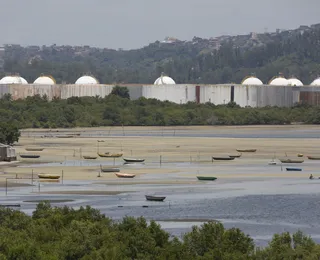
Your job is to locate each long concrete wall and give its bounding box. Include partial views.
[199,85,232,105]
[0,83,315,107]
[142,84,196,104]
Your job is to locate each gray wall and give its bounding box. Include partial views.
[0,83,315,107]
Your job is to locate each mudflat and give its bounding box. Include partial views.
[1,125,319,188]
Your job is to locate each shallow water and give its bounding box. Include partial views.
[23,127,320,139]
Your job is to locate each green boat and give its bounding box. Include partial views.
[197,176,217,181]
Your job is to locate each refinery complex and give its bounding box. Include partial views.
[0,73,320,107]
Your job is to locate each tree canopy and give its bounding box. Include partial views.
[0,93,320,129]
[1,26,320,85]
[0,202,319,259]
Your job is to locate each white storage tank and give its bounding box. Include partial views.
[75,75,99,85]
[287,77,303,86]
[0,75,28,84]
[241,76,263,86]
[154,73,176,85]
[34,75,56,85]
[269,74,289,86]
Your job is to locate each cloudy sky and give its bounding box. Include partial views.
[1,0,319,49]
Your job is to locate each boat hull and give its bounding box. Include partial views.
[115,173,135,178]
[101,168,120,172]
[212,157,235,161]
[20,154,40,159]
[123,158,145,163]
[145,195,166,202]
[229,154,242,158]
[25,148,44,151]
[197,176,217,181]
[83,156,97,160]
[286,168,302,171]
[236,149,257,153]
[279,159,304,163]
[98,153,123,158]
[307,156,320,160]
[38,174,60,179]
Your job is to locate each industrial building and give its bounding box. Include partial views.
[0,73,319,107]
[0,144,16,162]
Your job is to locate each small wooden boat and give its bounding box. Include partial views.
[268,161,277,165]
[97,140,105,142]
[236,149,257,153]
[20,154,40,159]
[57,135,74,138]
[279,158,304,163]
[197,176,217,181]
[297,153,304,157]
[145,195,166,202]
[212,156,235,161]
[115,173,135,178]
[83,156,97,160]
[307,156,320,160]
[286,167,302,171]
[123,158,145,163]
[38,173,60,179]
[25,148,44,151]
[100,167,120,172]
[229,153,242,158]
[98,152,123,158]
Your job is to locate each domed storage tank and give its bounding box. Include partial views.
[241,76,263,85]
[0,75,28,84]
[287,78,303,86]
[311,78,320,86]
[269,75,289,86]
[34,75,56,85]
[154,74,176,85]
[75,75,99,85]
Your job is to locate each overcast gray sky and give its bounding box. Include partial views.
[1,0,319,49]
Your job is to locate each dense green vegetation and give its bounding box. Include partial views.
[1,91,320,129]
[0,123,20,145]
[0,202,318,259]
[2,26,320,84]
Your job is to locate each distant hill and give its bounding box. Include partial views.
[1,23,320,85]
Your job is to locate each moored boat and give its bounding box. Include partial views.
[115,173,135,178]
[100,167,120,172]
[212,156,235,161]
[20,154,40,159]
[279,158,304,163]
[38,173,60,179]
[98,152,123,158]
[83,156,97,160]
[196,176,217,181]
[268,160,277,165]
[297,153,304,157]
[229,153,242,158]
[25,148,44,151]
[145,195,166,202]
[236,149,257,153]
[307,156,320,160]
[123,158,145,163]
[286,167,302,171]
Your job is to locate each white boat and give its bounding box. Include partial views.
[268,161,277,165]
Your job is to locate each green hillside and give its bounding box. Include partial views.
[2,24,320,84]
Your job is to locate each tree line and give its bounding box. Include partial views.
[0,202,318,259]
[2,27,320,85]
[1,89,320,132]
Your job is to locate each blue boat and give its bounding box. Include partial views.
[286,167,302,171]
